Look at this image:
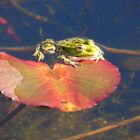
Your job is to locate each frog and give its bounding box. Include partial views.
[33,37,105,67]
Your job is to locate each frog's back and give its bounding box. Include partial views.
[55,37,85,48]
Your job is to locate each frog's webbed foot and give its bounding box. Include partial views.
[33,45,45,61]
[57,55,81,68]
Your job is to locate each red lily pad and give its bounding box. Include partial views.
[0,52,121,112]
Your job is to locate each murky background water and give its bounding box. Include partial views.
[0,0,140,140]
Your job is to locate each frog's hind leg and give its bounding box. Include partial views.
[33,45,45,61]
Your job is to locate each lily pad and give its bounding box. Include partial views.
[0,52,121,112]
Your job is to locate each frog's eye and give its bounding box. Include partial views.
[77,46,85,52]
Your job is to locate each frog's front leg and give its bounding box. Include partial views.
[33,45,45,61]
[57,55,81,67]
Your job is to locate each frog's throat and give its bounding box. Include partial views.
[69,50,104,61]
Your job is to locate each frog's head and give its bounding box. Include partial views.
[62,38,105,61]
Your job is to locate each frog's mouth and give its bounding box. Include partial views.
[69,49,104,62]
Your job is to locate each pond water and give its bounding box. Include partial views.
[0,0,140,140]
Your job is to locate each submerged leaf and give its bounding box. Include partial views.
[0,52,121,112]
[122,57,140,71]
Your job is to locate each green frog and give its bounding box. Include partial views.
[33,37,105,67]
